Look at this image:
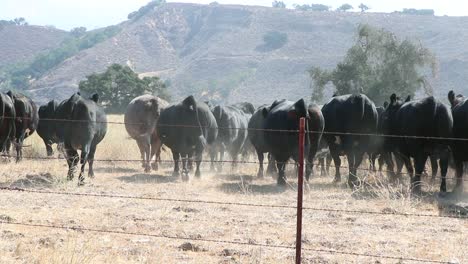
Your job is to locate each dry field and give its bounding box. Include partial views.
[0,115,467,264]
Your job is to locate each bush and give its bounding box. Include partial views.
[256,31,288,52]
[128,0,166,20]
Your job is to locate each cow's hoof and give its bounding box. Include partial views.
[195,170,201,178]
[144,167,151,173]
[182,173,189,182]
[257,170,264,178]
[332,177,340,184]
[277,177,286,186]
[172,171,180,177]
[151,163,159,171]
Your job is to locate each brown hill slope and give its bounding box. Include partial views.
[0,25,67,67]
[26,3,468,104]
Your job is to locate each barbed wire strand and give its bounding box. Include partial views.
[4,115,468,141]
[0,220,452,263]
[0,187,465,219]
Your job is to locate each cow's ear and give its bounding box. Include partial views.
[390,94,397,105]
[262,107,269,118]
[6,90,13,98]
[332,92,338,97]
[405,95,411,102]
[448,90,455,106]
[77,91,81,96]
[91,93,99,103]
[383,101,389,108]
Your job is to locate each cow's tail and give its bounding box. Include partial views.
[352,94,366,123]
[183,95,207,147]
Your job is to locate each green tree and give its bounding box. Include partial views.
[358,3,369,12]
[272,1,286,8]
[309,24,437,104]
[337,3,353,12]
[70,27,87,37]
[13,17,27,26]
[79,64,170,113]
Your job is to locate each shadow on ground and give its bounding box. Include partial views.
[0,173,55,188]
[117,173,178,184]
[218,181,287,194]
[94,166,141,174]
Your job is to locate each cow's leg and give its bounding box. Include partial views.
[430,155,438,183]
[383,152,396,181]
[276,161,287,186]
[209,145,217,172]
[256,150,264,178]
[412,154,428,194]
[194,149,203,178]
[172,151,180,177]
[181,154,189,180]
[187,152,194,172]
[78,145,90,186]
[325,153,332,176]
[454,160,464,193]
[438,149,449,193]
[43,139,53,157]
[136,139,149,172]
[65,145,79,181]
[349,151,365,187]
[266,153,277,176]
[87,144,97,179]
[331,151,341,183]
[369,153,376,172]
[150,133,162,171]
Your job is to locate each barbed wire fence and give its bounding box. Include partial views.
[0,116,466,263]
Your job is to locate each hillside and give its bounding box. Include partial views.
[0,25,68,67]
[16,3,468,104]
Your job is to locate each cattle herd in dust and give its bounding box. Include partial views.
[0,90,467,194]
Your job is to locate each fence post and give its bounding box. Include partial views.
[295,117,306,264]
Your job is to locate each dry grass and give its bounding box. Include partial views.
[0,115,467,263]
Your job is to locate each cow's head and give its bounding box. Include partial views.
[380,93,404,134]
[90,93,99,103]
[448,90,464,109]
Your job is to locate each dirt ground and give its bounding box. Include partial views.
[0,115,466,264]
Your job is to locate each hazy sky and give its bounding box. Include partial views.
[1,0,466,31]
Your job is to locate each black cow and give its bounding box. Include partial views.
[263,99,324,185]
[209,104,250,172]
[322,94,378,188]
[125,95,169,172]
[231,102,255,115]
[37,100,62,156]
[381,94,452,193]
[0,92,16,153]
[56,93,107,185]
[448,90,467,193]
[157,96,218,179]
[6,91,39,162]
[248,104,278,178]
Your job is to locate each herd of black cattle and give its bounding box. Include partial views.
[0,90,467,194]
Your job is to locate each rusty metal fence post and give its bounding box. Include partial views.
[295,117,306,264]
